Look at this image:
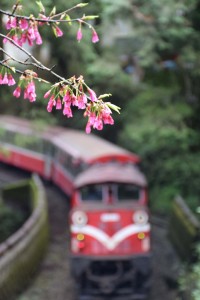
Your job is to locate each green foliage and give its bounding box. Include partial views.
[119,82,200,213]
[97,0,200,215]
[101,0,199,65]
[179,245,200,300]
[191,246,200,300]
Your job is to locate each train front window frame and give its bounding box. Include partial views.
[79,184,104,202]
[117,183,141,201]
[79,183,141,203]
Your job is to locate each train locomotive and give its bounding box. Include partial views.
[0,115,151,300]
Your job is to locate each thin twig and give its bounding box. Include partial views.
[0,36,81,90]
[0,33,69,83]
[0,8,81,24]
[50,4,81,19]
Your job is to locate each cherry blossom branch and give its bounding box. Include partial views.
[0,1,120,133]
[0,33,44,67]
[0,33,67,83]
[49,3,89,19]
[0,9,84,24]
[0,46,46,70]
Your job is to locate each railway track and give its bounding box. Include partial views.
[0,164,182,300]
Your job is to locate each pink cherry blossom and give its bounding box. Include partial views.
[103,114,114,125]
[5,18,12,30]
[44,90,51,99]
[5,17,17,30]
[84,111,96,134]
[56,98,62,109]
[63,90,72,102]
[27,34,34,46]
[77,28,83,42]
[3,36,9,44]
[88,87,97,102]
[19,33,27,45]
[47,98,56,112]
[19,19,29,30]
[84,103,114,133]
[28,26,35,42]
[85,122,92,134]
[63,104,73,117]
[92,30,99,43]
[0,74,3,84]
[2,74,8,84]
[13,86,21,98]
[77,94,87,109]
[34,27,43,45]
[71,94,78,106]
[101,106,114,125]
[38,14,49,26]
[93,117,103,130]
[24,81,36,102]
[8,74,16,86]
[55,26,63,37]
[12,34,22,46]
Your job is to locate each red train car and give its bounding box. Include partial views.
[0,115,151,299]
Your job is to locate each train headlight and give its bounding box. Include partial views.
[133,211,148,225]
[72,210,88,227]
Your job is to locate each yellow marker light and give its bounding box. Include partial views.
[77,233,85,241]
[138,232,145,240]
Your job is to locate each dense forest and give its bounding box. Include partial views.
[1,0,200,215]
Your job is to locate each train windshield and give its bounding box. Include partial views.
[118,183,140,201]
[79,183,141,202]
[80,184,103,201]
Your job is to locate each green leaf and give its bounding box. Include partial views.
[36,1,45,13]
[106,102,121,113]
[51,26,57,37]
[49,6,56,17]
[65,14,72,26]
[98,93,112,99]
[76,3,89,8]
[82,15,99,20]
[10,67,16,73]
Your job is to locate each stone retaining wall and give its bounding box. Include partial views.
[0,174,49,300]
[169,195,200,261]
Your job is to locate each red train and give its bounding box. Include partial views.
[0,115,151,299]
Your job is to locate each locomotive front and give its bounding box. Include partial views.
[70,163,151,300]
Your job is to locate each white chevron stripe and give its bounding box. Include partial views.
[71,223,150,250]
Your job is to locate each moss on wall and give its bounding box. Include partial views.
[169,196,200,261]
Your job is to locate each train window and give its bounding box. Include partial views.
[57,149,67,164]
[117,184,140,201]
[60,151,81,176]
[14,133,43,152]
[4,130,15,144]
[56,149,80,177]
[43,140,55,156]
[0,128,43,152]
[0,128,6,141]
[80,185,103,201]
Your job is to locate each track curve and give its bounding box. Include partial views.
[0,164,181,300]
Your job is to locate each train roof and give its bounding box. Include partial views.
[0,115,140,164]
[0,115,66,137]
[0,115,33,134]
[51,130,140,164]
[74,164,147,188]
